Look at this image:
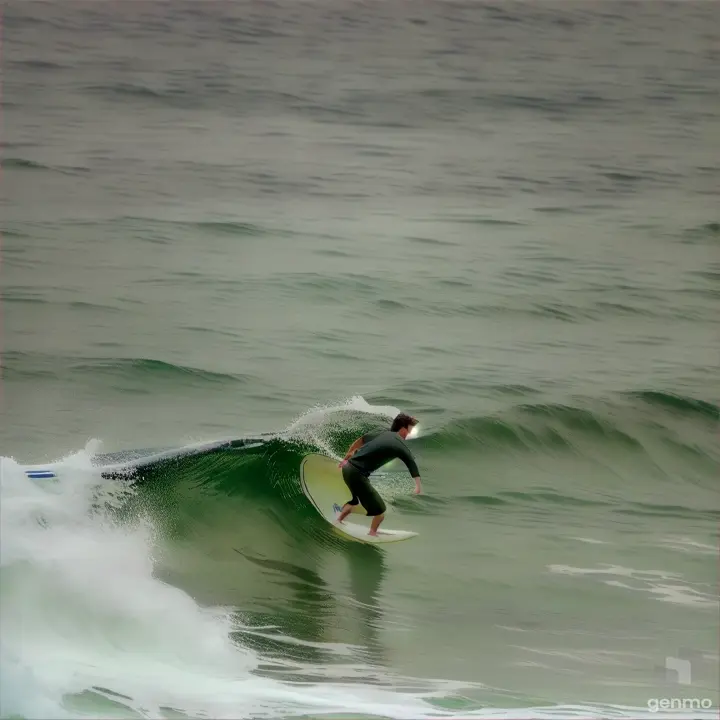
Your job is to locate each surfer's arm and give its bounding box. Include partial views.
[399,448,422,494]
[340,437,364,464]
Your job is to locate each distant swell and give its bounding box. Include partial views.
[421,391,718,461]
[4,157,90,174]
[627,390,719,420]
[3,351,249,387]
[4,157,48,170]
[73,357,248,385]
[463,491,719,522]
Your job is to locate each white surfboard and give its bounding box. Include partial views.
[299,453,418,544]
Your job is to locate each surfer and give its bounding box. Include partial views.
[336,413,422,536]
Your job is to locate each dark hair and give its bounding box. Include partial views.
[390,412,417,433]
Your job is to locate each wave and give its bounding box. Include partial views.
[421,391,718,457]
[4,157,48,170]
[6,399,509,719]
[627,390,719,419]
[10,59,69,70]
[0,228,30,238]
[3,391,718,717]
[3,351,250,387]
[463,491,718,523]
[1,451,487,719]
[347,289,716,323]
[3,157,90,175]
[9,388,709,525]
[680,221,720,244]
[119,217,271,237]
[13,389,709,546]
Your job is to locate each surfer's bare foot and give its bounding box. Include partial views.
[336,503,353,524]
[368,512,385,536]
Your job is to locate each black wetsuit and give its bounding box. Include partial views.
[342,430,420,516]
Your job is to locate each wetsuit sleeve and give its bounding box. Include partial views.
[398,445,420,477]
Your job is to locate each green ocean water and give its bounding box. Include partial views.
[2,1,718,718]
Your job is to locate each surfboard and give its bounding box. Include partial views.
[299,453,418,544]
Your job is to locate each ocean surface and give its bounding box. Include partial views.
[2,1,718,718]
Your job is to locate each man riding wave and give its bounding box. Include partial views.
[336,413,422,536]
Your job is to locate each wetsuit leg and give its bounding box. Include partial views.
[341,464,360,506]
[342,464,386,516]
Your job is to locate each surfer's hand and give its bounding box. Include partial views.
[413,477,422,495]
[338,459,347,468]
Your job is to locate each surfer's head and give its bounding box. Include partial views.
[390,412,418,438]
